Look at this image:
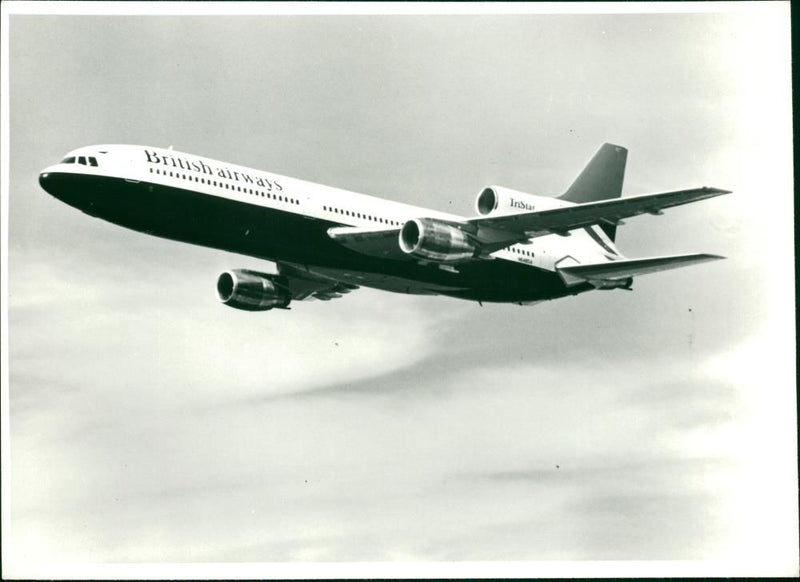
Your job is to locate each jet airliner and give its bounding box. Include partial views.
[38,143,730,310]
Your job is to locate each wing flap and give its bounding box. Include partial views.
[470,187,731,240]
[557,253,724,287]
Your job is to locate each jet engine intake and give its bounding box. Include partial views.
[399,218,478,262]
[217,269,291,311]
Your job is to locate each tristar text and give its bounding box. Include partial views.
[509,198,535,211]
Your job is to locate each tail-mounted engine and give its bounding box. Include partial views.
[399,218,479,262]
[216,269,291,311]
[476,186,568,216]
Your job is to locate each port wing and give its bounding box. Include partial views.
[469,187,731,240]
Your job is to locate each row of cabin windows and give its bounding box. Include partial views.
[511,247,534,258]
[321,205,402,226]
[62,156,98,167]
[149,167,299,205]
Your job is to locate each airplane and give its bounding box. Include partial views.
[38,143,731,311]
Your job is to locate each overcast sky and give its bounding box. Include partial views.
[2,3,796,578]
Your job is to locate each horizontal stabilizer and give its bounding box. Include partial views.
[558,253,724,287]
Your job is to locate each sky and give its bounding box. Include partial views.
[2,2,797,578]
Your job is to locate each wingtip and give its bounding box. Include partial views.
[703,186,733,195]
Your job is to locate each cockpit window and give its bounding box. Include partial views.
[60,155,99,166]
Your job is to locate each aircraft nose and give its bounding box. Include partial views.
[39,170,54,194]
[38,168,78,206]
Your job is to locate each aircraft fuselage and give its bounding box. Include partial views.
[40,144,606,304]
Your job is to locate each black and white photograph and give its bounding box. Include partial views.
[2,2,796,578]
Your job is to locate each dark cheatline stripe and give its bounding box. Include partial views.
[42,171,590,303]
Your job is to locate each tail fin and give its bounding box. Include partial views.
[559,143,628,241]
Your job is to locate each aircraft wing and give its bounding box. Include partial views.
[276,262,360,301]
[469,187,732,240]
[327,225,410,260]
[327,187,731,260]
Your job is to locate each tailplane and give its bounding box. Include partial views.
[559,143,628,240]
[557,253,724,289]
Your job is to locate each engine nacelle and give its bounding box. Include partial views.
[216,269,291,311]
[476,186,568,216]
[399,218,478,262]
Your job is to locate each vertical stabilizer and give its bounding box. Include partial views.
[559,143,627,240]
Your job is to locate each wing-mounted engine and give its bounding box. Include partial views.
[216,269,291,311]
[475,186,570,216]
[399,218,479,262]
